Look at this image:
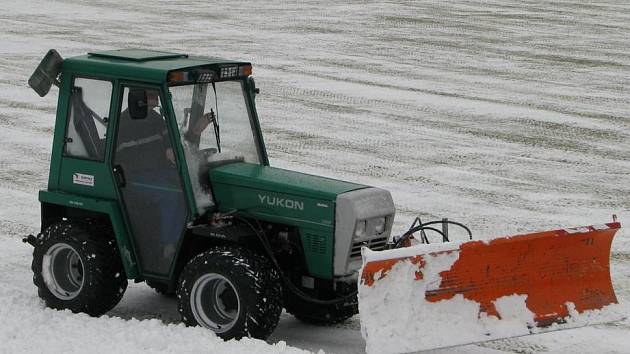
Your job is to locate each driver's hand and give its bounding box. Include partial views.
[192,114,212,135]
[203,111,215,123]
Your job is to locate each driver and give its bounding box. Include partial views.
[117,89,175,168]
[116,88,185,263]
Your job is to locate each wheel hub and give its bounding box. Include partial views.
[43,243,85,300]
[190,273,240,333]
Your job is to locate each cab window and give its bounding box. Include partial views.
[64,77,112,160]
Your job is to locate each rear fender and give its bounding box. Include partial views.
[39,190,139,278]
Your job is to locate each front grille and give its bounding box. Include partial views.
[350,235,388,258]
[305,233,327,255]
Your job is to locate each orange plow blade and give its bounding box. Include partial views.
[358,222,622,354]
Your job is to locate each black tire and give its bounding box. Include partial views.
[31,220,128,316]
[286,299,357,325]
[146,280,175,298]
[177,246,282,340]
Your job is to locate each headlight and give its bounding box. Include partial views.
[374,217,386,234]
[355,220,366,237]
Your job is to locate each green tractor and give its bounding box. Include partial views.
[24,49,395,340]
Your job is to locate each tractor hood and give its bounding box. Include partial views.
[209,162,366,201]
[208,162,393,280]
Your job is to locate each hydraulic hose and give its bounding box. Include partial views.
[393,219,473,248]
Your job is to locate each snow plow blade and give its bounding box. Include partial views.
[359,222,622,354]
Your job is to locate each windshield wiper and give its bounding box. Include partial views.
[211,82,221,152]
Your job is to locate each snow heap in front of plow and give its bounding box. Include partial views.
[358,240,622,354]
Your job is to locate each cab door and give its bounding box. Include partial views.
[112,84,189,276]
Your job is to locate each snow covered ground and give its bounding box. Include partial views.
[1,0,629,353]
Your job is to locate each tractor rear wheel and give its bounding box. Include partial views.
[31,220,127,316]
[177,246,282,340]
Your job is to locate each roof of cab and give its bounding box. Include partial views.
[62,49,250,83]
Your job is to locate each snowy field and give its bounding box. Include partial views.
[1,0,629,353]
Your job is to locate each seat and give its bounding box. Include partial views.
[69,87,105,159]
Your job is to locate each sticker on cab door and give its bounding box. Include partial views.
[73,173,94,187]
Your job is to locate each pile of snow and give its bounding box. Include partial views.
[0,291,313,354]
[358,245,624,354]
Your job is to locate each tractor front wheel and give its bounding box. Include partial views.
[177,246,282,340]
[31,220,127,316]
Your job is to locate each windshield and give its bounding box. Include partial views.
[170,80,260,213]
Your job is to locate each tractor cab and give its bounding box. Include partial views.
[33,49,268,276]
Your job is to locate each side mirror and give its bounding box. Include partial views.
[128,89,147,120]
[28,49,64,97]
[248,77,259,96]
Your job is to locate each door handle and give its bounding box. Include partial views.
[113,165,126,188]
